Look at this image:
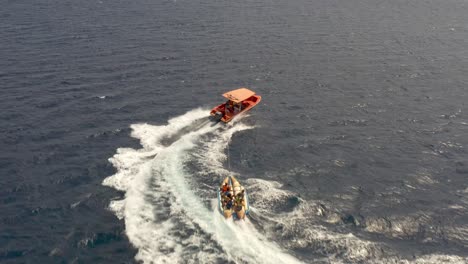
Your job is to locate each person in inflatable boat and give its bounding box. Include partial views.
[220,182,230,194]
[222,193,233,209]
[226,197,234,210]
[234,190,244,208]
[221,191,232,207]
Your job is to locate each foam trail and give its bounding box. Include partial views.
[103,109,301,263]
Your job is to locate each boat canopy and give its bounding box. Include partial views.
[222,88,255,103]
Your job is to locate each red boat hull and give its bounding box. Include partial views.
[210,95,261,123]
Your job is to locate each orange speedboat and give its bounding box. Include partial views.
[210,88,261,123]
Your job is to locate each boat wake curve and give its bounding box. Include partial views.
[102,109,302,264]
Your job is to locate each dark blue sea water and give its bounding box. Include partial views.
[2,0,468,263]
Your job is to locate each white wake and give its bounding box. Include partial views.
[102,109,468,264]
[103,109,302,264]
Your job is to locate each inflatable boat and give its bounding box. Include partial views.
[217,176,250,220]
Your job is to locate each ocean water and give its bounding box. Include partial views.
[1,0,468,263]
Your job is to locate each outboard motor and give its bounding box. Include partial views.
[210,111,224,122]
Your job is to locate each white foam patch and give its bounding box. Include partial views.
[103,109,302,264]
[193,121,253,177]
[102,109,464,264]
[245,178,468,264]
[244,178,384,262]
[382,254,468,264]
[245,178,296,212]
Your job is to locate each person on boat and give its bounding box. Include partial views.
[225,195,234,210]
[234,102,243,114]
[225,100,234,115]
[222,192,232,206]
[220,182,230,194]
[234,191,244,208]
